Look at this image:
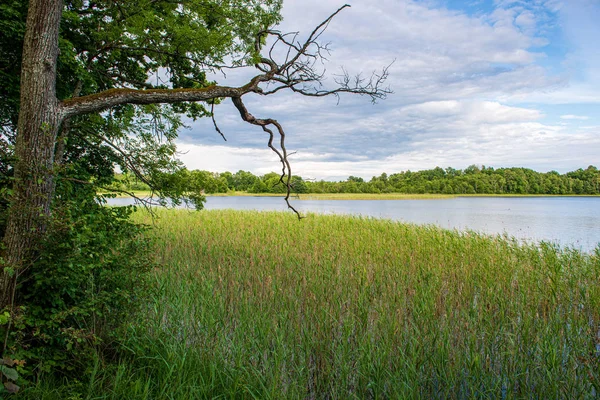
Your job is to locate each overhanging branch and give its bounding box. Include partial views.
[60,85,249,119]
[59,4,390,218]
[231,96,303,219]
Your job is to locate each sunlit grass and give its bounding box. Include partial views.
[25,209,600,399]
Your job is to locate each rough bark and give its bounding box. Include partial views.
[60,76,267,119]
[0,0,63,309]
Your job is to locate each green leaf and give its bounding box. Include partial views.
[0,365,18,381]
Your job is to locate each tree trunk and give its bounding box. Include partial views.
[0,0,63,310]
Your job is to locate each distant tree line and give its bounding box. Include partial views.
[112,165,600,195]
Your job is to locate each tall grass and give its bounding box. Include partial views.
[24,210,600,399]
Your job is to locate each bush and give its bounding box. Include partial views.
[1,188,154,382]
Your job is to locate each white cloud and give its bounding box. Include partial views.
[176,99,600,180]
[177,120,600,180]
[270,0,560,102]
[177,143,277,174]
[174,0,598,178]
[399,101,541,123]
[560,114,590,120]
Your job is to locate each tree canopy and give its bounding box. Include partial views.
[114,165,600,196]
[0,0,284,207]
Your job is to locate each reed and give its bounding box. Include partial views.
[24,209,600,399]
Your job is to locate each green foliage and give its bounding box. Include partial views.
[1,0,283,204]
[0,0,25,134]
[0,357,21,395]
[116,165,600,196]
[1,144,155,381]
[1,193,153,378]
[3,0,278,116]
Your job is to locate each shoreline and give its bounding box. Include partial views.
[100,190,600,200]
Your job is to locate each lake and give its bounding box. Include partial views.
[107,196,600,252]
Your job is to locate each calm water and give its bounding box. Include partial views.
[107,196,600,252]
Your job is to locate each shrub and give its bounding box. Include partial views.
[1,188,154,383]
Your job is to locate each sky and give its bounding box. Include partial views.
[175,0,600,181]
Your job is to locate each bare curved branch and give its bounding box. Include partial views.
[210,102,227,142]
[60,4,391,217]
[253,5,392,103]
[230,96,303,219]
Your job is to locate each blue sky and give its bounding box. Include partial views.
[176,0,599,180]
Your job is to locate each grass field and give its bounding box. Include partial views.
[25,209,600,399]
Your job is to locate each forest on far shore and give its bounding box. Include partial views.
[113,165,600,196]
